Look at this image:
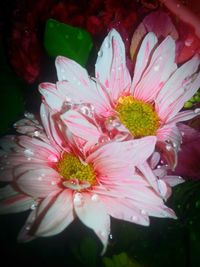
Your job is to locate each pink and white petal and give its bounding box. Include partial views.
[161,175,184,187]
[167,109,200,124]
[57,80,112,116]
[56,56,90,85]
[102,196,150,226]
[0,194,33,214]
[60,110,101,144]
[40,103,70,151]
[95,29,131,102]
[0,184,18,200]
[149,152,161,169]
[137,162,160,193]
[87,137,156,179]
[0,135,20,152]
[156,140,177,171]
[74,192,110,255]
[157,179,172,200]
[156,55,200,121]
[133,36,177,102]
[131,32,158,91]
[16,165,61,198]
[18,209,37,242]
[39,82,64,111]
[35,190,74,237]
[19,135,59,160]
[158,123,182,146]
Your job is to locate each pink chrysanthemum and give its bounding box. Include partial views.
[41,29,200,170]
[0,109,176,253]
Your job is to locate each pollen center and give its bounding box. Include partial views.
[57,153,95,185]
[116,96,160,138]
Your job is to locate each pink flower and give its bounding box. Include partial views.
[173,123,200,179]
[130,10,200,64]
[0,109,175,254]
[41,29,200,171]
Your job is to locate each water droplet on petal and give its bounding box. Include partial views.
[105,42,110,48]
[194,108,200,114]
[74,193,83,207]
[24,111,34,119]
[98,50,103,57]
[153,65,160,71]
[27,157,32,161]
[51,181,57,186]
[131,216,138,222]
[34,131,40,137]
[141,209,147,215]
[166,144,172,151]
[48,154,58,162]
[91,194,99,202]
[100,231,107,238]
[24,149,34,156]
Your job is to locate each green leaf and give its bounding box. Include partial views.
[44,19,93,66]
[103,252,142,267]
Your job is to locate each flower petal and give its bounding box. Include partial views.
[0,193,33,214]
[102,196,150,226]
[156,55,200,121]
[131,32,158,91]
[87,137,156,180]
[35,190,74,237]
[95,29,131,102]
[74,192,110,255]
[39,82,64,111]
[16,164,61,198]
[133,35,177,102]
[60,110,101,144]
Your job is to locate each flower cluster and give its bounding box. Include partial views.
[1,28,200,254]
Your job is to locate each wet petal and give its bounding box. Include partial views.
[74,192,110,255]
[36,190,74,236]
[95,29,131,102]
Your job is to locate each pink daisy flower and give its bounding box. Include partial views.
[0,109,175,254]
[42,29,200,170]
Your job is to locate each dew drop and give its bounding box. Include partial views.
[24,111,34,119]
[24,149,34,156]
[153,65,160,71]
[34,131,40,137]
[51,181,57,186]
[131,216,138,222]
[105,42,110,48]
[74,193,83,206]
[100,231,107,238]
[91,194,99,202]
[27,157,32,161]
[98,50,103,57]
[194,108,200,114]
[38,176,43,181]
[109,234,113,240]
[185,38,193,47]
[25,225,31,231]
[141,209,147,215]
[166,144,172,151]
[48,154,58,162]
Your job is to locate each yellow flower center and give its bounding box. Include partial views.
[116,96,160,138]
[57,153,96,186]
